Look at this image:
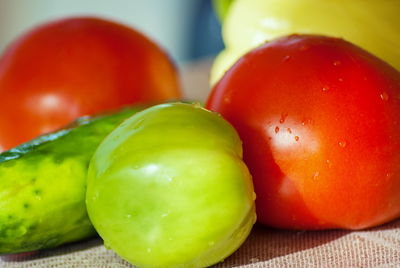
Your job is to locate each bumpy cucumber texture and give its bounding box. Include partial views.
[0,106,143,253]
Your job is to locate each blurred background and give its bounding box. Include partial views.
[0,0,224,65]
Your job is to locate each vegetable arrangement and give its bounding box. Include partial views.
[0,2,400,267]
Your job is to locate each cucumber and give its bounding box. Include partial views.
[0,106,144,254]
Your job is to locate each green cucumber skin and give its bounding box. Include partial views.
[0,106,143,254]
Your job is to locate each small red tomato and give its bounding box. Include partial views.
[206,34,400,230]
[0,17,181,151]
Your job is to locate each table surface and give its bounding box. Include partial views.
[1,59,400,268]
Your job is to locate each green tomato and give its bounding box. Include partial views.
[86,103,256,268]
[211,0,400,84]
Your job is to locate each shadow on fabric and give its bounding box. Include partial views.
[1,236,102,262]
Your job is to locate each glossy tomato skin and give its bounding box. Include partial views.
[0,17,181,151]
[206,35,400,230]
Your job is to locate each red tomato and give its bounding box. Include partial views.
[0,17,181,151]
[206,35,400,230]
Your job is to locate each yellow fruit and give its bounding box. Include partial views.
[211,0,400,85]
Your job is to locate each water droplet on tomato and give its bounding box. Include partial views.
[300,45,309,51]
[386,172,393,178]
[294,136,299,141]
[380,92,389,101]
[326,159,332,168]
[275,126,280,133]
[301,118,314,126]
[279,113,288,123]
[322,86,330,92]
[339,141,347,148]
[282,55,291,62]
[333,60,341,66]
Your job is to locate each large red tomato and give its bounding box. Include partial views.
[0,17,181,151]
[206,35,400,230]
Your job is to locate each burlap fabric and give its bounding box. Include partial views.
[2,220,400,267]
[1,60,399,267]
